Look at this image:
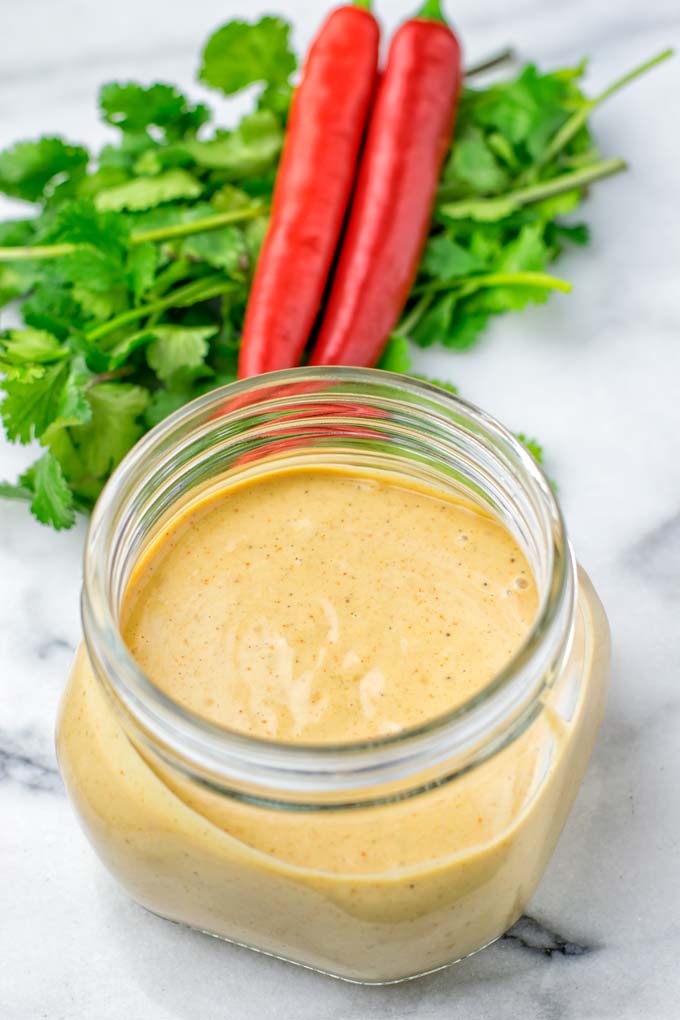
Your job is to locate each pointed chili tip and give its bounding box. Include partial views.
[416,0,447,22]
[353,0,372,10]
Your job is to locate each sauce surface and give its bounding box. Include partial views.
[122,469,537,742]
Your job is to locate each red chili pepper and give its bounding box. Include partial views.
[237,3,380,379]
[309,0,462,368]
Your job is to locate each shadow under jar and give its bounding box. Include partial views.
[56,368,609,984]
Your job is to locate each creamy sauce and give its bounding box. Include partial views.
[57,466,609,982]
[122,469,537,742]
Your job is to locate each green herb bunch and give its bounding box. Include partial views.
[0,14,669,528]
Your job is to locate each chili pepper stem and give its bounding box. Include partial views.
[416,0,447,22]
[353,0,372,9]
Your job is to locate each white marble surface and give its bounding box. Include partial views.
[1,1,679,1017]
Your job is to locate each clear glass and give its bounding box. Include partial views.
[56,369,610,983]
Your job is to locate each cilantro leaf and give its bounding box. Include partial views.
[209,184,253,212]
[19,452,76,530]
[420,236,484,279]
[68,382,150,482]
[46,197,126,247]
[200,17,296,96]
[413,374,459,394]
[55,248,128,294]
[497,222,549,273]
[185,112,283,178]
[71,285,121,328]
[0,260,41,308]
[21,285,86,339]
[75,166,130,201]
[473,64,575,163]
[257,82,294,122]
[473,223,552,312]
[0,218,35,245]
[244,216,269,265]
[0,353,92,444]
[104,328,156,368]
[125,243,159,301]
[378,334,412,373]
[530,189,582,221]
[0,137,89,203]
[412,295,457,348]
[1,362,69,443]
[0,219,42,304]
[50,357,93,432]
[441,310,490,350]
[181,225,249,277]
[31,200,131,306]
[444,126,510,196]
[100,82,210,139]
[0,328,67,365]
[98,134,155,173]
[144,387,196,428]
[516,433,544,464]
[146,325,218,385]
[95,169,202,212]
[550,221,590,246]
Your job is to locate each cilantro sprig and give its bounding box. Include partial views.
[0,13,671,528]
[397,50,672,349]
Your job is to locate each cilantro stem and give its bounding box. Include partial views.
[398,294,435,334]
[0,481,33,502]
[414,271,572,297]
[147,257,194,299]
[539,48,674,167]
[87,275,239,343]
[0,205,267,262]
[0,241,79,261]
[436,157,627,214]
[597,48,673,103]
[88,366,134,386]
[465,48,516,78]
[131,205,267,245]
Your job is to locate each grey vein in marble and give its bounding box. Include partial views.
[502,915,592,958]
[35,636,75,661]
[0,728,62,795]
[625,510,680,599]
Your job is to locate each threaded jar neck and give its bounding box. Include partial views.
[82,368,576,808]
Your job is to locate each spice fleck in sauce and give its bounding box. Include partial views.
[122,468,537,742]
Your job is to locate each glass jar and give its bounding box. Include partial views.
[56,368,609,984]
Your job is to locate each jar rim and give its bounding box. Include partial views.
[82,367,576,801]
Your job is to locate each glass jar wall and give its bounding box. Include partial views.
[56,369,610,983]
